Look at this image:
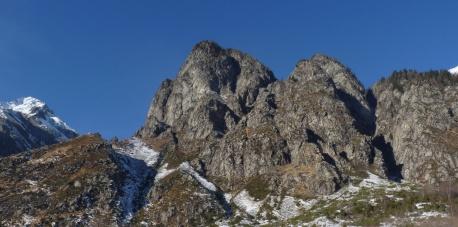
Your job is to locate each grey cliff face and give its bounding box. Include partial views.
[373,70,458,184]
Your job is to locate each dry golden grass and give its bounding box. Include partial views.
[277,164,317,177]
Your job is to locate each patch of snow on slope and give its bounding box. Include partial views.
[359,172,391,188]
[224,193,233,202]
[381,210,448,225]
[415,211,448,219]
[276,196,301,219]
[325,172,408,202]
[36,115,74,141]
[415,202,431,209]
[232,190,264,217]
[449,66,458,75]
[49,116,76,133]
[120,138,160,167]
[154,163,176,183]
[22,214,35,225]
[301,216,342,227]
[179,162,217,192]
[114,138,159,223]
[274,196,319,220]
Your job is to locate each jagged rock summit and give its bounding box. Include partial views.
[139,41,277,141]
[133,41,380,224]
[0,96,77,156]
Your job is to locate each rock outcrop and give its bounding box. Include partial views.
[372,70,458,184]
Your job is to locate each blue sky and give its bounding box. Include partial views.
[0,1,457,138]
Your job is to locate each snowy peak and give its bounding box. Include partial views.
[449,65,458,75]
[7,97,48,117]
[0,96,77,156]
[1,96,76,134]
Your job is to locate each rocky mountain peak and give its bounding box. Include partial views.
[289,54,365,95]
[0,96,77,156]
[189,40,224,58]
[139,41,276,141]
[6,96,49,117]
[288,54,372,133]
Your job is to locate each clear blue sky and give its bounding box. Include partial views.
[1,1,457,138]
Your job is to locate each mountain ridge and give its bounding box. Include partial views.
[0,41,457,226]
[0,96,77,156]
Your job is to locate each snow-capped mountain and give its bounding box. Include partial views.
[449,65,458,75]
[0,97,77,156]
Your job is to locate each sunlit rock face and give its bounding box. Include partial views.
[372,70,458,184]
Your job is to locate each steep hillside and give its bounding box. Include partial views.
[0,135,121,226]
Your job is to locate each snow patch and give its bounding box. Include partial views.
[22,214,35,225]
[416,211,448,218]
[114,138,159,223]
[415,202,431,209]
[276,196,301,219]
[50,116,76,133]
[224,193,233,202]
[301,216,342,227]
[449,65,458,75]
[369,198,378,206]
[25,179,37,186]
[35,115,74,141]
[271,196,318,220]
[232,190,263,217]
[118,138,160,167]
[154,163,176,183]
[179,162,217,192]
[359,172,392,188]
